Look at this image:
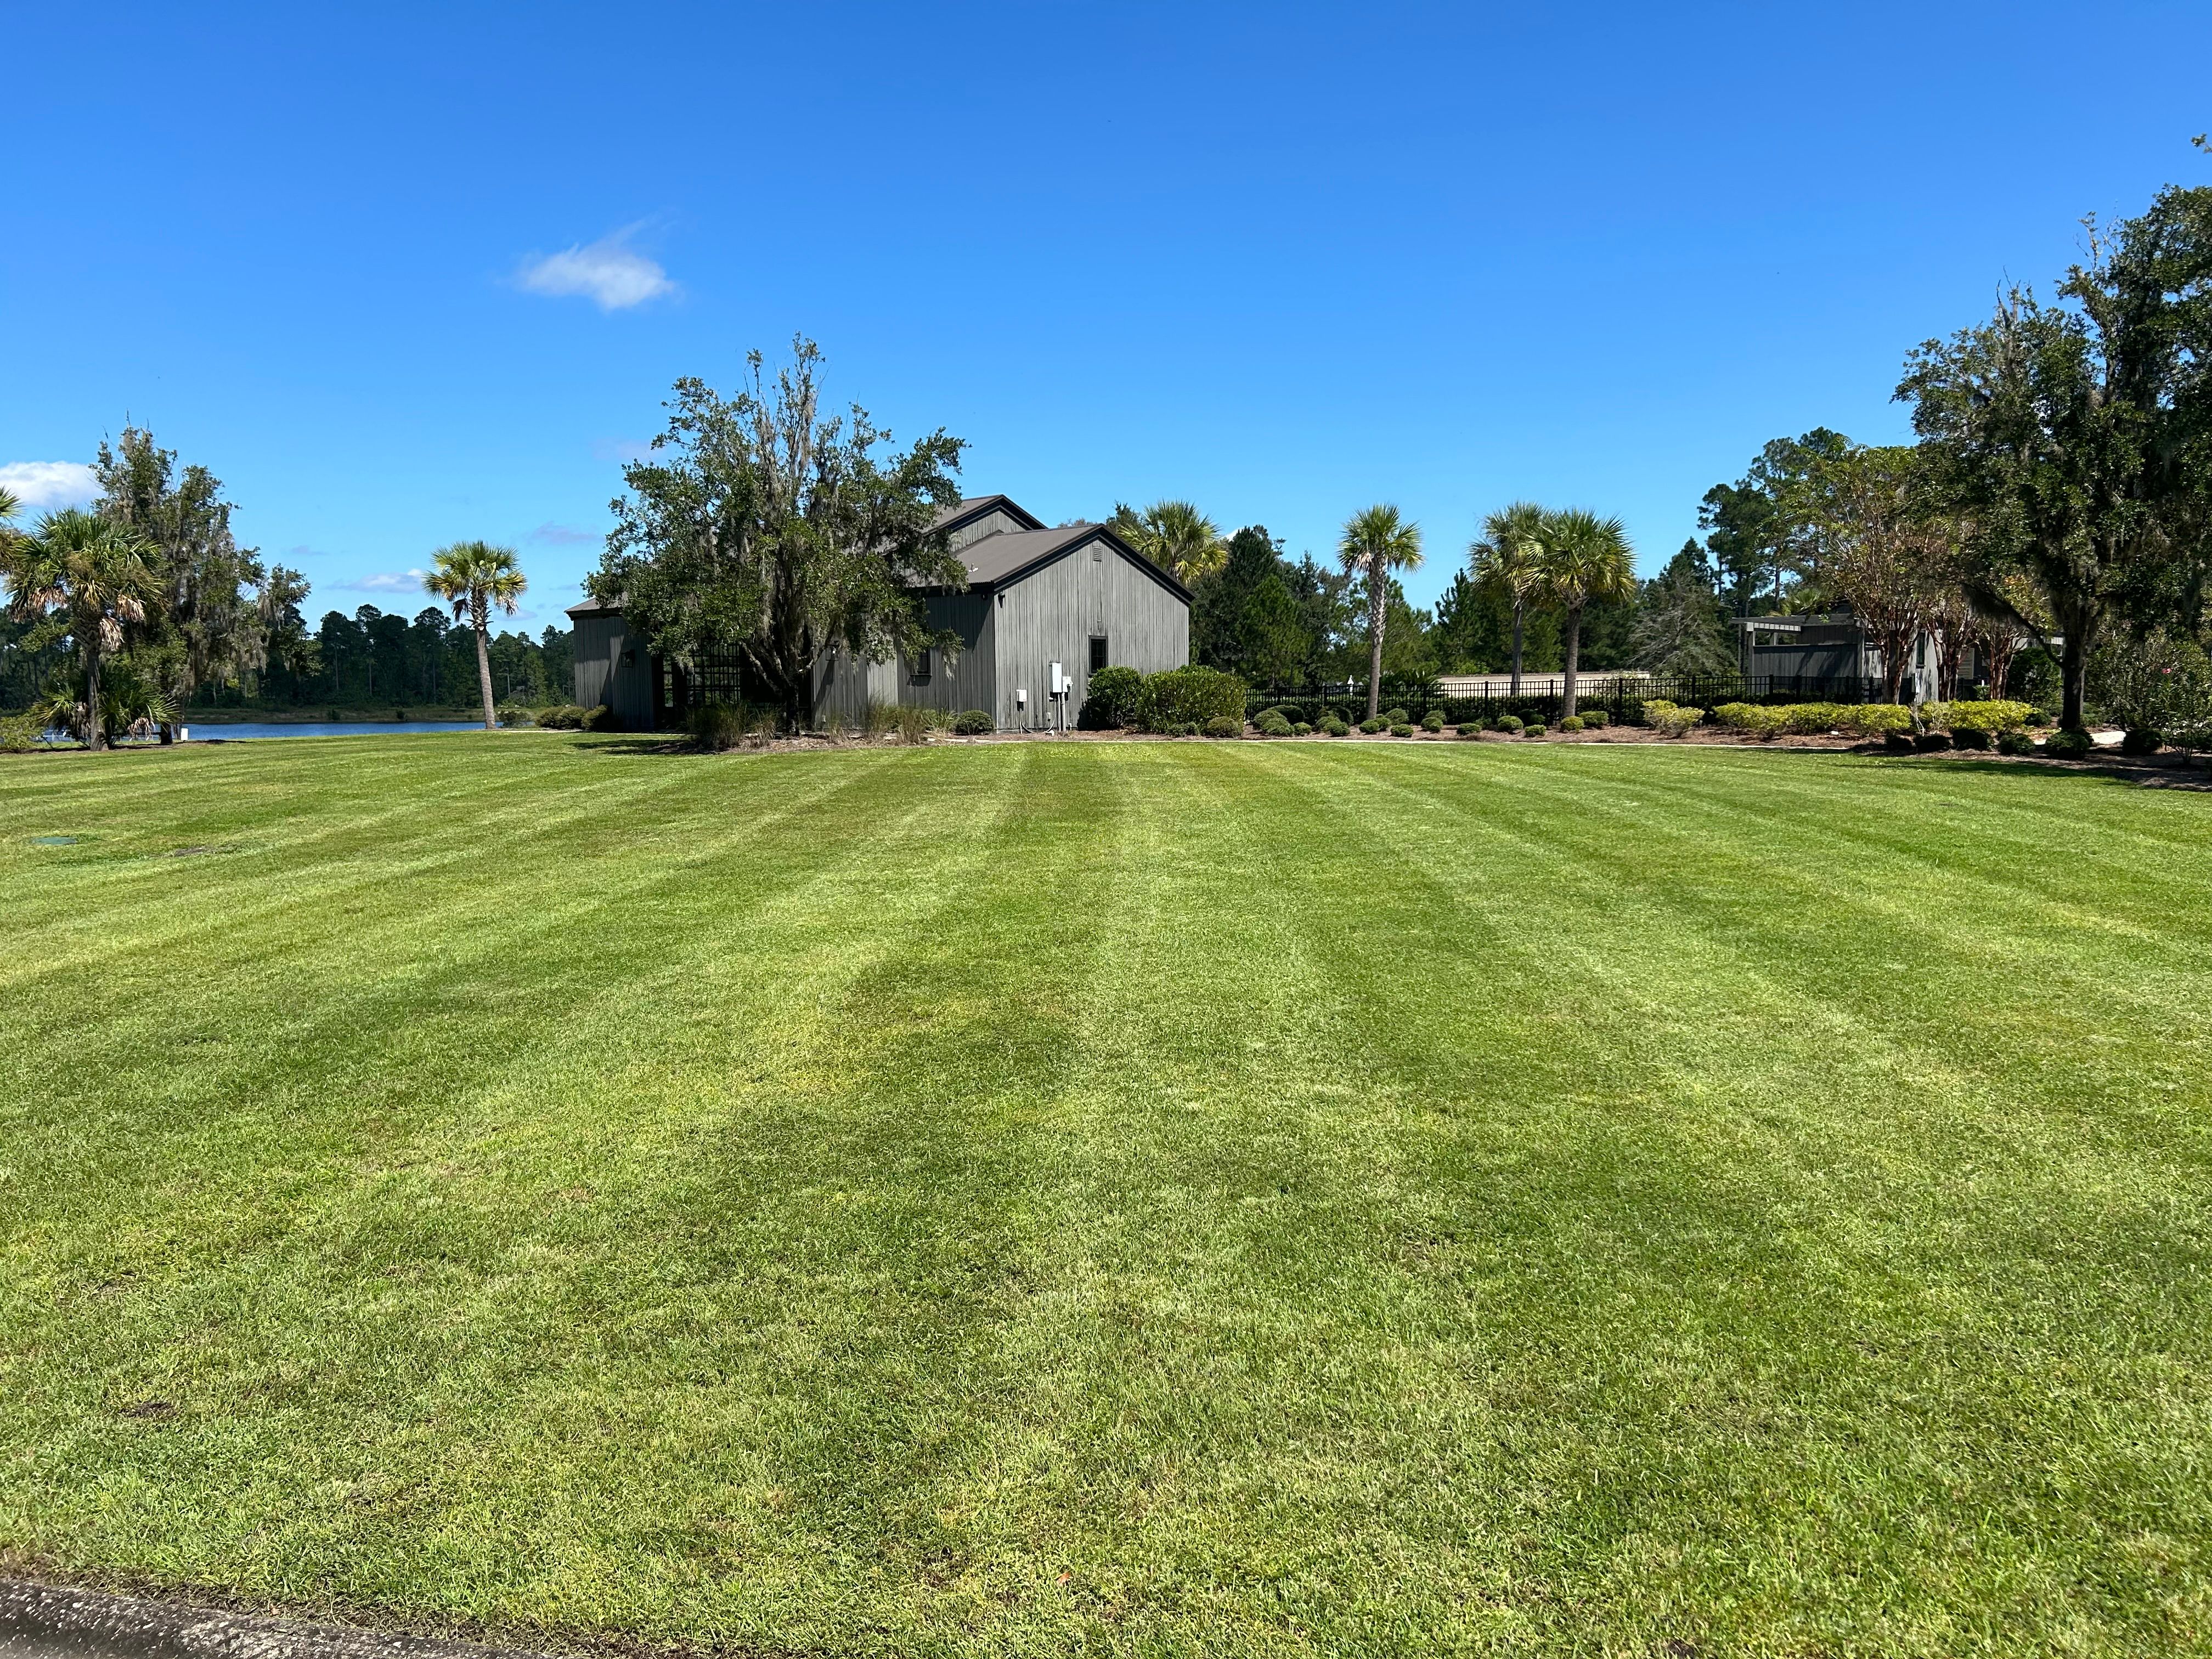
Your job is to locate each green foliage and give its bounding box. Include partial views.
[1996,731,2036,756]
[580,703,618,732]
[1559,714,1585,733]
[1205,714,1244,739]
[1835,703,1913,737]
[2043,728,2092,760]
[1640,700,1703,737]
[1382,707,1410,725]
[687,701,747,752]
[2089,635,2212,744]
[1108,500,1225,586]
[891,705,932,746]
[591,337,968,726]
[1582,709,1609,729]
[1456,721,1484,738]
[2120,727,2163,757]
[1633,543,1737,675]
[1926,698,2035,735]
[1255,711,1293,737]
[1951,726,1992,750]
[1319,716,1349,736]
[1359,716,1387,734]
[534,704,586,730]
[1420,710,1444,732]
[1389,723,1415,738]
[1291,722,1313,736]
[1134,665,1246,733]
[494,701,537,727]
[1494,714,1525,734]
[1523,722,1547,737]
[952,709,992,736]
[1915,731,1954,753]
[0,712,49,752]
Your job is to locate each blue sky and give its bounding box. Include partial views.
[4,2,2207,627]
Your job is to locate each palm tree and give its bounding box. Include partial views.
[1339,504,1424,720]
[1108,500,1226,586]
[1469,501,1549,695]
[1535,509,1635,720]
[1,508,161,751]
[424,541,528,729]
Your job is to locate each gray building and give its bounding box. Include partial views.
[1735,606,1991,699]
[568,494,1191,730]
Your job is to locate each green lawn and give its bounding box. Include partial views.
[3,734,2209,1657]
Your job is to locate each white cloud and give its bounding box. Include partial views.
[515,228,675,311]
[591,437,653,463]
[0,460,99,510]
[341,569,427,592]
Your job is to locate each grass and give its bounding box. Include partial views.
[3,733,2209,1657]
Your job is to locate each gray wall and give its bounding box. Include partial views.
[812,591,997,724]
[948,508,1031,552]
[991,538,1188,730]
[572,614,656,729]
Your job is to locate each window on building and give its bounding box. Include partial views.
[1089,635,1109,675]
[911,647,932,682]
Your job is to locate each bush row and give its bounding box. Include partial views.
[1083,666,1248,733]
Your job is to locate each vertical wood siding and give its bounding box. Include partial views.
[991,537,1189,730]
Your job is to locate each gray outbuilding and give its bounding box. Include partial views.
[568,494,1191,730]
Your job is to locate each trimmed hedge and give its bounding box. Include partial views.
[1640,700,1702,737]
[952,709,994,736]
[1081,666,1146,729]
[1135,667,1248,733]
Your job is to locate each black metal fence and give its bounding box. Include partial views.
[1245,673,1897,725]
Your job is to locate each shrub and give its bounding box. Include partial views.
[1996,731,2035,756]
[1456,721,1485,738]
[1175,721,1201,737]
[1082,665,1145,729]
[1835,703,1912,737]
[1712,702,1788,739]
[1640,700,1701,737]
[1883,730,1916,753]
[1256,711,1294,737]
[495,701,537,727]
[952,709,993,736]
[1291,722,1313,736]
[1421,710,1444,732]
[1781,703,1847,736]
[1383,707,1411,726]
[1320,716,1350,736]
[1951,726,1991,750]
[1494,714,1525,735]
[580,704,619,732]
[1582,709,1609,728]
[1389,723,1415,738]
[2044,728,2092,760]
[1559,714,1585,733]
[1914,730,1953,752]
[1359,716,1387,734]
[533,704,585,730]
[1939,698,2035,736]
[2121,726,2163,757]
[1526,722,1549,737]
[0,712,48,753]
[1135,666,1246,733]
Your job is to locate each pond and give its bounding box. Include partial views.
[183,721,502,740]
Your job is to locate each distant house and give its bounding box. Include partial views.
[568,494,1190,730]
[1734,606,1993,700]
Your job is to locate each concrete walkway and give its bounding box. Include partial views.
[0,1583,550,1659]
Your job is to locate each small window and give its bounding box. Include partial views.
[911,647,932,682]
[1089,636,1108,674]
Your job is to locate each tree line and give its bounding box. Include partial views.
[0,424,556,745]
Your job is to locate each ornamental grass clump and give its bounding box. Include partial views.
[687,701,747,752]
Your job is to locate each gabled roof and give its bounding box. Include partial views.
[567,595,621,618]
[932,494,1045,538]
[944,521,1192,602]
